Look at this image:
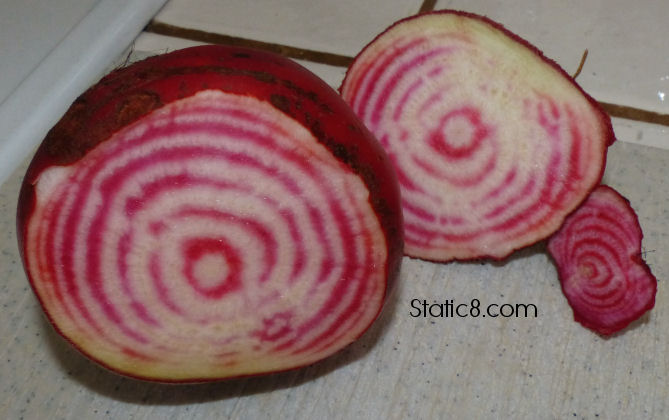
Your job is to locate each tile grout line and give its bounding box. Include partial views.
[144,21,353,67]
[143,20,669,130]
[599,102,669,127]
[418,0,438,14]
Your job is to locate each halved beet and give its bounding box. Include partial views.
[340,10,614,262]
[16,45,403,382]
[547,185,657,335]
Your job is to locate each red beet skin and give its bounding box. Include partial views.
[16,45,403,382]
[548,185,657,335]
[340,10,614,262]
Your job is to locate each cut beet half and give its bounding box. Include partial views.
[16,45,403,382]
[547,185,657,336]
[340,10,614,261]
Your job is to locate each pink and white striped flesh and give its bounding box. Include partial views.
[17,46,403,382]
[548,185,657,335]
[341,11,614,261]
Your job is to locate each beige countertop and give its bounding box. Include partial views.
[2,1,669,419]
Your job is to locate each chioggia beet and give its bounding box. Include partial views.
[548,185,657,335]
[16,45,403,382]
[341,10,614,262]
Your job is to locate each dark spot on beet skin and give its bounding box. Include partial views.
[269,94,292,115]
[116,91,164,127]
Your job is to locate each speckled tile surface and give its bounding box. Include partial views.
[2,1,669,419]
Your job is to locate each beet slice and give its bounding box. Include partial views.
[340,10,614,261]
[16,45,403,382]
[547,185,657,335]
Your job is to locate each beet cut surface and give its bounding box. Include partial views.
[340,10,614,262]
[548,185,657,335]
[16,45,403,382]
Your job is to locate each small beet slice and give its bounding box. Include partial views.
[547,185,657,335]
[340,10,614,261]
[16,45,403,382]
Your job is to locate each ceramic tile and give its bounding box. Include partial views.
[612,117,669,150]
[434,0,669,113]
[132,31,206,52]
[151,0,424,57]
